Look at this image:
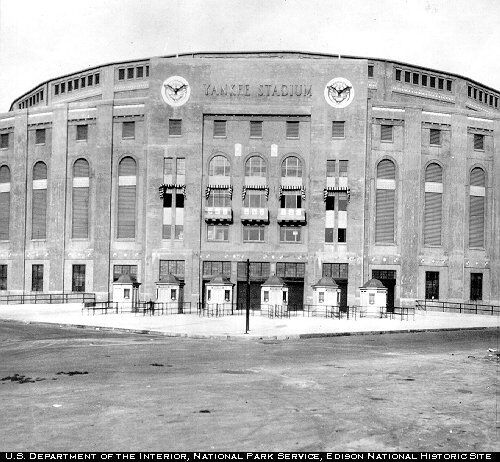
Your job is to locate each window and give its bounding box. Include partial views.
[237,262,270,280]
[113,265,138,282]
[136,67,144,78]
[332,121,345,138]
[424,163,443,246]
[245,156,266,177]
[72,265,86,292]
[325,195,335,211]
[81,77,86,88]
[207,189,231,207]
[395,69,401,81]
[74,79,79,90]
[207,224,229,241]
[263,290,269,302]
[281,156,302,177]
[72,159,90,239]
[61,82,66,93]
[159,260,185,279]
[243,190,266,208]
[375,159,396,243]
[35,129,46,145]
[209,155,230,176]
[425,271,439,300]
[470,273,483,301]
[87,75,93,86]
[322,263,348,279]
[369,293,375,305]
[280,226,301,243]
[337,195,347,212]
[319,292,325,303]
[430,76,436,88]
[146,65,149,77]
[276,262,305,278]
[55,84,59,95]
[438,78,444,90]
[338,228,346,243]
[176,158,186,177]
[171,289,177,301]
[286,121,299,139]
[122,121,135,139]
[32,264,44,292]
[32,161,47,239]
[473,134,484,151]
[243,225,265,242]
[280,193,301,209]
[446,80,452,92]
[404,71,411,83]
[469,167,485,248]
[0,165,10,240]
[163,158,173,178]
[169,119,182,136]
[118,69,125,80]
[468,86,472,98]
[368,65,374,78]
[95,73,100,85]
[429,129,441,146]
[213,120,227,137]
[250,121,263,138]
[380,125,393,142]
[421,75,428,86]
[326,160,336,177]
[0,133,8,149]
[202,261,231,278]
[123,289,130,299]
[117,157,137,239]
[0,265,6,290]
[412,73,419,85]
[68,81,73,92]
[127,68,134,79]
[174,225,183,240]
[339,160,348,177]
[76,124,88,141]
[325,228,334,243]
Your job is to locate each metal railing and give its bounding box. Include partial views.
[83,301,193,315]
[416,299,499,316]
[1,292,96,305]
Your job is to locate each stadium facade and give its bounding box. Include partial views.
[0,51,499,308]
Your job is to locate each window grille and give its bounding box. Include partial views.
[286,121,299,139]
[169,119,182,136]
[250,121,263,138]
[332,121,345,138]
[213,120,227,137]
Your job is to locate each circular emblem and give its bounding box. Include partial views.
[324,77,355,108]
[161,76,191,107]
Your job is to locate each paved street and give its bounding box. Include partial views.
[0,321,498,452]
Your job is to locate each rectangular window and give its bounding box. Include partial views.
[163,192,172,208]
[159,260,185,279]
[326,160,336,177]
[202,261,231,278]
[243,190,266,208]
[479,91,483,102]
[76,124,88,141]
[250,121,263,138]
[470,273,483,301]
[429,128,441,146]
[127,68,134,79]
[31,264,44,292]
[276,262,305,278]
[146,66,149,77]
[237,262,270,280]
[421,75,428,86]
[163,158,173,178]
[0,133,9,149]
[412,73,419,85]
[325,227,334,243]
[473,134,484,151]
[380,124,393,142]
[113,265,138,282]
[279,226,301,243]
[425,271,439,300]
[124,289,130,299]
[404,71,411,83]
[339,160,348,177]
[338,228,346,243]
[162,225,171,239]
[280,194,301,209]
[87,75,93,86]
[213,120,226,137]
[122,121,135,139]
[473,88,477,99]
[438,78,444,90]
[176,158,186,177]
[338,194,348,211]
[81,77,86,88]
[467,86,472,98]
[446,80,452,92]
[0,265,6,290]
[72,265,86,292]
[169,119,182,136]
[118,69,125,80]
[332,121,345,138]
[68,81,73,92]
[430,76,436,88]
[61,82,66,93]
[74,79,79,90]
[35,129,46,145]
[322,263,348,279]
[207,224,229,242]
[368,65,374,78]
[95,73,100,85]
[325,195,335,211]
[395,69,401,81]
[207,189,231,207]
[54,84,59,95]
[286,121,299,139]
[243,225,265,242]
[175,193,184,208]
[136,66,144,78]
[174,225,183,240]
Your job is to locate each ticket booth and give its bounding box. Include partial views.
[359,278,387,317]
[205,274,234,310]
[156,273,182,313]
[311,276,340,313]
[261,275,289,312]
[112,274,141,311]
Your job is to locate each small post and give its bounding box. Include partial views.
[245,258,250,334]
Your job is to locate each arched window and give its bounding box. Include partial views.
[117,157,137,239]
[245,156,266,177]
[424,163,443,246]
[32,161,47,239]
[281,156,302,178]
[72,159,90,239]
[375,159,396,243]
[209,155,230,177]
[0,165,11,240]
[469,167,486,248]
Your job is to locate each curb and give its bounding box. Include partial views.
[1,318,497,341]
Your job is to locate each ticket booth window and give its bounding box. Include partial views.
[319,292,324,303]
[124,289,130,299]
[369,293,375,305]
[207,290,211,301]
[224,290,230,302]
[282,291,287,303]
[171,289,177,300]
[263,291,269,302]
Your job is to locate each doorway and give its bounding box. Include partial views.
[372,269,396,312]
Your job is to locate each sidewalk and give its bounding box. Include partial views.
[0,302,498,339]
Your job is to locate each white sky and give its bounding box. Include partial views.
[0,0,499,112]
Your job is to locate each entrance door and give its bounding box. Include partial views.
[425,271,439,300]
[372,270,396,312]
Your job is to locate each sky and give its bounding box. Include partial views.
[0,0,499,112]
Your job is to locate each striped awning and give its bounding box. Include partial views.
[205,184,233,199]
[279,185,306,200]
[241,185,269,200]
[159,183,186,198]
[323,186,350,202]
